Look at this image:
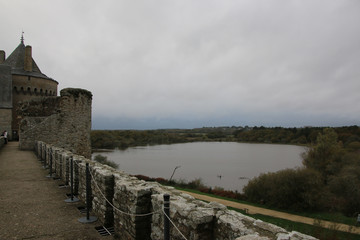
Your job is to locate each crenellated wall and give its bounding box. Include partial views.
[19,88,92,158]
[35,141,318,240]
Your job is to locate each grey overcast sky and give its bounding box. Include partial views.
[1,0,360,129]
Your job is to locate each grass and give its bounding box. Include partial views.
[239,210,360,240]
[137,174,359,239]
[93,154,119,169]
[177,187,360,239]
[175,187,359,227]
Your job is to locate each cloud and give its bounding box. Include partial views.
[2,0,360,129]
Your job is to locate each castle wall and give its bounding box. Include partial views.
[0,109,12,138]
[0,65,12,139]
[0,136,4,149]
[19,88,92,158]
[12,74,58,135]
[35,141,318,240]
[0,65,12,108]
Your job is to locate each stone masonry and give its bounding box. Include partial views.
[36,141,318,240]
[0,137,4,149]
[18,88,92,158]
[0,64,12,139]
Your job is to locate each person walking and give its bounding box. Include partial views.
[3,130,7,144]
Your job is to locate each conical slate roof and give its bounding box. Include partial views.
[3,40,52,79]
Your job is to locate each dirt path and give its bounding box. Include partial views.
[181,191,360,235]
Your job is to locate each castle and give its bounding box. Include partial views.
[0,35,58,140]
[0,35,92,158]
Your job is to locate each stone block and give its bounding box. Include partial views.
[35,143,318,240]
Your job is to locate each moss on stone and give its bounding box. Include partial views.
[60,88,92,99]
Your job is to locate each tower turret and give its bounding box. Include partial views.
[0,34,58,140]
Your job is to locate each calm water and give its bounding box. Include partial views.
[93,142,305,192]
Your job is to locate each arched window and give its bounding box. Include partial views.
[13,86,17,91]
[45,90,48,96]
[40,89,43,95]
[34,88,37,94]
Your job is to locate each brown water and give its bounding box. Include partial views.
[93,142,305,192]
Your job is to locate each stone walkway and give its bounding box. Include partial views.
[0,142,113,240]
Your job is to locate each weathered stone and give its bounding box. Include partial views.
[19,88,92,158]
[215,210,256,239]
[253,219,287,234]
[113,174,153,240]
[34,142,318,240]
[236,234,270,240]
[276,231,318,240]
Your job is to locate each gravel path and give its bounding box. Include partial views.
[181,191,360,235]
[0,142,113,240]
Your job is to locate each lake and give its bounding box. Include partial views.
[92,142,305,192]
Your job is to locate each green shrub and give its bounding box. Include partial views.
[93,154,119,169]
[243,168,324,211]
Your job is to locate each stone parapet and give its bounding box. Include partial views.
[34,141,318,240]
[92,165,115,227]
[113,173,153,240]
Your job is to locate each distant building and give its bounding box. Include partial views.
[0,34,58,140]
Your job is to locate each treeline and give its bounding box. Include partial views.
[234,125,360,145]
[91,129,197,149]
[91,126,360,150]
[91,126,360,216]
[243,128,360,216]
[91,127,238,149]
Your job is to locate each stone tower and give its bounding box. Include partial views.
[0,35,58,140]
[0,52,12,138]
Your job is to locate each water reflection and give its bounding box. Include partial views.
[93,142,305,192]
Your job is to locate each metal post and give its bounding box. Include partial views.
[34,142,38,158]
[54,150,57,175]
[65,156,69,186]
[46,149,53,178]
[43,144,45,160]
[86,163,90,220]
[65,157,79,202]
[70,157,74,198]
[59,154,63,179]
[164,194,170,240]
[79,163,97,223]
[39,143,42,161]
[38,143,41,161]
[42,146,47,169]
